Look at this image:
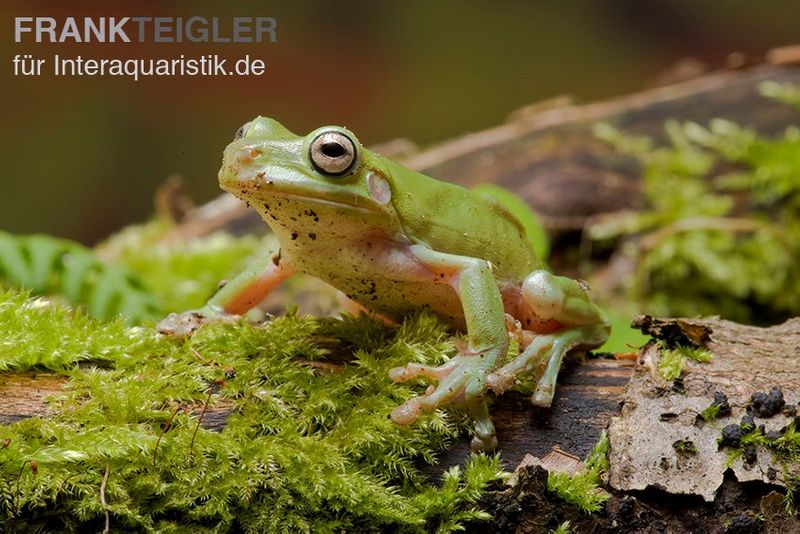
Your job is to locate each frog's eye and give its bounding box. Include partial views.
[234,122,250,140]
[309,131,358,176]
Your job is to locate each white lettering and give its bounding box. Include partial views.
[84,17,105,42]
[60,18,81,42]
[36,17,57,43]
[15,17,33,42]
[108,17,130,42]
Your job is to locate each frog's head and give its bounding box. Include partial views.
[219,117,400,234]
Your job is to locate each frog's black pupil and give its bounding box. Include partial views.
[321,142,346,158]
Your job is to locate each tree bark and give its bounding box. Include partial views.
[480,316,800,533]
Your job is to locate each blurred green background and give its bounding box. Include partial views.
[2,0,797,244]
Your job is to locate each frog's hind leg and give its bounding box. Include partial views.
[387,244,509,451]
[487,270,610,407]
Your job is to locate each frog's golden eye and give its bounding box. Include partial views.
[234,122,250,140]
[309,131,357,176]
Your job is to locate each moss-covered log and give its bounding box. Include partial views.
[0,291,516,531]
[0,358,634,472]
[3,303,800,531]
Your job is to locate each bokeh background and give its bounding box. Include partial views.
[2,0,798,244]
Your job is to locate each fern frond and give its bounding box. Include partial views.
[0,231,159,323]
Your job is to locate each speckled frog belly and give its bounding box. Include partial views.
[272,223,464,325]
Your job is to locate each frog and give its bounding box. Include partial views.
[158,116,610,451]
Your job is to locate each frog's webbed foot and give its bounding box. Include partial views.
[389,351,498,451]
[157,307,234,338]
[486,324,609,407]
[484,270,610,406]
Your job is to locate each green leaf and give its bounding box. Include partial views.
[0,231,160,323]
[598,309,649,353]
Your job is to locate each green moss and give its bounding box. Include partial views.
[761,81,800,112]
[658,349,684,381]
[98,220,264,314]
[658,343,713,381]
[701,404,722,422]
[585,432,610,473]
[551,520,572,534]
[0,289,151,372]
[723,423,800,514]
[672,439,698,456]
[593,84,800,323]
[682,345,713,363]
[739,423,800,464]
[0,288,504,531]
[408,454,506,532]
[546,433,609,513]
[785,476,798,516]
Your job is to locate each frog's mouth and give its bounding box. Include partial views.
[219,155,388,216]
[220,179,381,216]
[269,191,378,214]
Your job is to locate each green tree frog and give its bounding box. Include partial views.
[159,117,610,451]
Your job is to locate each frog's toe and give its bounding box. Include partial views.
[388,363,429,382]
[391,384,452,424]
[390,398,424,425]
[389,353,501,449]
[463,381,499,452]
[157,311,208,338]
[531,385,555,407]
[390,368,468,424]
[486,368,516,394]
[469,410,498,451]
[471,433,498,452]
[388,358,459,383]
[157,308,233,338]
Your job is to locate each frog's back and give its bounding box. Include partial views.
[381,158,540,281]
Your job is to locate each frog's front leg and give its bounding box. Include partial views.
[388,244,507,451]
[487,270,610,406]
[157,249,294,337]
